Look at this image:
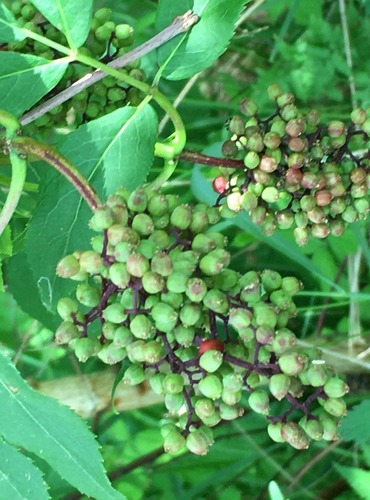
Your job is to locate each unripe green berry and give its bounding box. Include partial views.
[185,278,207,302]
[190,211,209,233]
[132,213,154,236]
[149,372,166,394]
[170,204,192,229]
[271,328,296,354]
[57,298,79,321]
[179,303,201,327]
[55,321,79,344]
[261,269,282,292]
[94,7,112,23]
[267,422,285,443]
[103,303,127,324]
[194,398,215,419]
[277,92,295,108]
[163,374,184,394]
[151,302,178,332]
[126,253,150,278]
[300,417,323,441]
[253,303,278,329]
[163,429,186,454]
[281,422,309,450]
[322,398,347,417]
[114,242,135,263]
[161,291,183,310]
[186,429,210,456]
[151,252,173,276]
[269,373,291,401]
[350,107,367,125]
[219,403,243,421]
[126,340,146,363]
[73,338,101,362]
[199,249,230,276]
[143,340,164,364]
[127,188,148,213]
[281,277,302,296]
[76,283,100,307]
[278,352,307,376]
[79,251,105,274]
[130,314,153,339]
[166,272,189,293]
[198,374,223,400]
[223,373,243,392]
[109,262,130,288]
[244,151,260,169]
[98,343,126,365]
[229,308,252,331]
[203,289,228,314]
[306,363,328,387]
[261,186,279,203]
[142,271,165,294]
[269,289,292,310]
[173,325,195,347]
[123,363,145,385]
[324,377,349,398]
[320,414,339,441]
[199,349,223,373]
[56,255,80,278]
[113,326,133,348]
[248,390,270,415]
[228,115,245,135]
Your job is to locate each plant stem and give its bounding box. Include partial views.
[13,137,102,210]
[0,111,27,235]
[149,159,178,190]
[179,149,244,168]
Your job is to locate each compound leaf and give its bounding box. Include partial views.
[0,351,125,500]
[156,0,247,80]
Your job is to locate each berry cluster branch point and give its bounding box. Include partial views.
[20,11,199,126]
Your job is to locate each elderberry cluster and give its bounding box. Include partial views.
[4,2,145,132]
[55,187,348,455]
[213,84,369,245]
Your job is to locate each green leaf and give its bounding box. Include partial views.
[0,438,49,500]
[0,52,68,117]
[0,225,12,257]
[156,0,247,80]
[0,2,25,42]
[0,351,125,500]
[30,0,93,49]
[6,252,57,330]
[335,464,370,500]
[100,106,158,195]
[340,400,370,444]
[19,106,157,323]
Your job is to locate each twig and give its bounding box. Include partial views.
[179,149,244,168]
[159,73,201,133]
[20,11,199,126]
[338,0,357,109]
[286,440,342,490]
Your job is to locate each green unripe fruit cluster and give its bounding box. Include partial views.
[54,184,347,455]
[6,0,144,136]
[216,86,369,245]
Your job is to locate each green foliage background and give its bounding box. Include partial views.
[0,0,369,499]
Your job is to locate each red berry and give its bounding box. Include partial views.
[212,176,228,194]
[198,339,225,355]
